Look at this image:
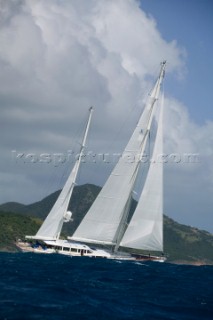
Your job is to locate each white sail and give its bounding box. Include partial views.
[71,62,166,245]
[26,107,94,241]
[120,92,164,252]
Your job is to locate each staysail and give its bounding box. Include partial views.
[120,92,164,251]
[26,107,94,241]
[71,62,166,246]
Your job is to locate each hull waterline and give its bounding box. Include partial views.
[16,241,166,262]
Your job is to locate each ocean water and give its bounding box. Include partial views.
[0,253,212,320]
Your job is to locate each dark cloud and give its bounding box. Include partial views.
[0,0,212,232]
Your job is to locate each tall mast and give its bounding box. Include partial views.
[71,62,166,246]
[70,106,94,189]
[79,106,94,157]
[113,61,166,251]
[26,107,94,241]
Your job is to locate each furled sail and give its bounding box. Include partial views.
[120,92,164,252]
[71,62,166,245]
[26,107,94,241]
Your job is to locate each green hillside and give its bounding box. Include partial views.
[0,211,41,252]
[0,184,100,220]
[164,215,213,264]
[0,184,212,264]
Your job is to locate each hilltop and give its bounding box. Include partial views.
[0,184,212,264]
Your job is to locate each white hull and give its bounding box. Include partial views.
[16,240,111,258]
[16,240,166,262]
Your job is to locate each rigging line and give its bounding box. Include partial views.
[57,109,91,190]
[100,83,148,158]
[116,91,158,205]
[77,107,95,185]
[113,191,133,252]
[82,66,163,187]
[38,120,81,200]
[113,130,153,251]
[40,108,93,208]
[122,97,156,184]
[148,128,151,160]
[148,64,163,96]
[111,62,165,170]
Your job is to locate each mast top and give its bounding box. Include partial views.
[160,60,166,78]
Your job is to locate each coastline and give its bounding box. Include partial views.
[171,260,213,266]
[0,247,212,266]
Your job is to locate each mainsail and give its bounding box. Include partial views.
[26,107,94,241]
[71,61,166,246]
[120,91,164,251]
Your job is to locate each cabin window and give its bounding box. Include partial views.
[71,248,77,252]
[63,247,70,251]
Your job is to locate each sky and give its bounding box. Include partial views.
[0,0,212,233]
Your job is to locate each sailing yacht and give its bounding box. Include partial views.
[17,107,111,258]
[17,61,167,261]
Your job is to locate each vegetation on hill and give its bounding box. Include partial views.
[164,215,213,264]
[0,184,100,219]
[0,184,212,264]
[0,212,41,252]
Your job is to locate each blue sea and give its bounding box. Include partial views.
[0,253,212,320]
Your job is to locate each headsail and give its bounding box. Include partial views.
[26,107,94,241]
[71,62,166,246]
[120,92,164,251]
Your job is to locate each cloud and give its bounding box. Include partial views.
[90,0,185,76]
[164,97,213,231]
[0,0,212,231]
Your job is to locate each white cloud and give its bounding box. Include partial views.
[164,97,213,230]
[0,0,212,231]
[91,0,185,76]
